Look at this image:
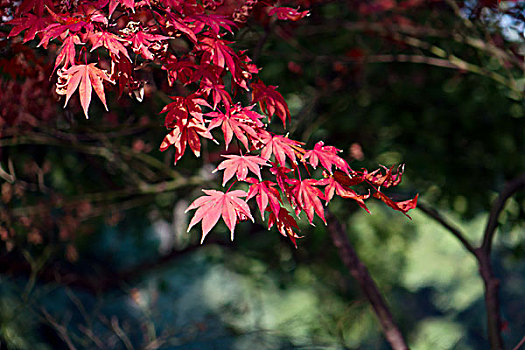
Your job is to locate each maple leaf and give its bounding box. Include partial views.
[38,9,93,49]
[259,132,304,167]
[7,13,50,43]
[303,141,351,174]
[317,175,370,212]
[267,207,301,247]
[189,14,236,36]
[127,30,170,60]
[197,36,240,79]
[17,0,54,16]
[246,178,283,219]
[214,154,268,186]
[54,35,81,71]
[159,110,215,164]
[332,169,365,187]
[163,10,198,43]
[251,80,290,127]
[267,6,309,21]
[160,94,210,128]
[269,163,292,196]
[161,56,196,85]
[207,105,264,150]
[373,192,418,218]
[286,178,326,224]
[90,31,130,60]
[200,79,232,111]
[186,189,254,242]
[110,55,139,97]
[365,165,405,188]
[108,0,135,16]
[59,63,114,118]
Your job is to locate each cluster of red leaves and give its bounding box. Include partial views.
[4,0,416,246]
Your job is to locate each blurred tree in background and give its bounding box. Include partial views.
[1,0,525,349]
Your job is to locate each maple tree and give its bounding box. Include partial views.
[1,0,416,247]
[6,0,525,349]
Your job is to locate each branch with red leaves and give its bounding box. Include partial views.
[2,0,416,247]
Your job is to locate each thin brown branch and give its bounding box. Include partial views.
[482,172,525,254]
[326,211,409,350]
[417,202,476,255]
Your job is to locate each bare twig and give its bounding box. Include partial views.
[326,211,409,350]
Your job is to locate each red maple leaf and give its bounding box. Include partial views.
[373,192,418,218]
[38,12,93,49]
[286,178,326,224]
[246,178,283,219]
[303,141,351,174]
[54,35,81,71]
[127,30,170,60]
[267,207,301,247]
[159,112,215,164]
[207,105,264,150]
[7,13,50,43]
[267,6,309,21]
[317,175,370,212]
[200,79,232,111]
[108,0,135,16]
[163,10,198,43]
[58,63,114,118]
[89,30,130,60]
[269,163,292,196]
[214,154,268,186]
[189,14,235,36]
[251,80,290,127]
[197,36,240,80]
[259,132,304,166]
[365,165,405,188]
[186,189,254,242]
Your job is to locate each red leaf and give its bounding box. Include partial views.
[267,207,301,247]
[286,178,326,224]
[260,132,303,167]
[373,192,418,218]
[268,6,309,21]
[246,178,282,219]
[54,35,81,71]
[251,80,290,127]
[332,170,365,187]
[58,63,114,118]
[90,30,130,60]
[207,104,264,150]
[159,100,215,164]
[7,13,50,43]
[186,189,254,242]
[365,164,405,188]
[214,154,268,186]
[303,141,351,174]
[127,30,170,60]
[317,175,370,212]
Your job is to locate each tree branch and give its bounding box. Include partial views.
[482,172,525,254]
[326,211,409,350]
